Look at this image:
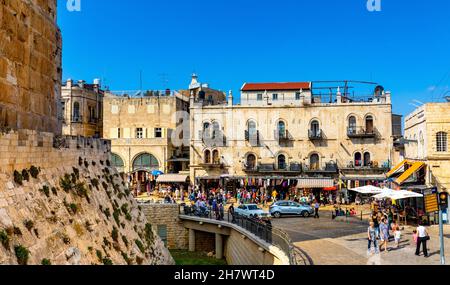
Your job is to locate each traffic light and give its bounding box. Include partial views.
[439,192,448,208]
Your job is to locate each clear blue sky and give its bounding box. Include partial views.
[58,0,450,116]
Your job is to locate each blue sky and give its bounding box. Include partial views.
[58,0,450,116]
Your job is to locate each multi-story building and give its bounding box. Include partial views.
[390,102,450,193]
[61,79,104,137]
[190,81,400,197]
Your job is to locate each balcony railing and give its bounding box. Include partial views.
[199,131,227,147]
[347,126,376,138]
[274,130,293,142]
[344,161,390,170]
[245,130,260,146]
[243,163,302,173]
[308,129,323,140]
[303,162,338,173]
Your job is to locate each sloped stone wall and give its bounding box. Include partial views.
[0,130,174,265]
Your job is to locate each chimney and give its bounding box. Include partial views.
[336,87,342,104]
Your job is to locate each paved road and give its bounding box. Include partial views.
[273,211,450,265]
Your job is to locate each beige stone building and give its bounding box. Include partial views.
[61,79,104,137]
[103,90,190,184]
[190,81,401,195]
[396,102,450,192]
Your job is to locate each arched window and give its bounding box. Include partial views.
[277,154,286,170]
[212,122,220,140]
[310,120,320,137]
[278,121,286,138]
[203,122,211,139]
[248,120,257,137]
[310,154,320,170]
[437,132,448,152]
[204,150,211,164]
[354,152,362,167]
[111,153,124,169]
[348,116,356,134]
[363,152,371,167]
[212,150,220,164]
[73,102,80,121]
[133,153,159,171]
[246,154,256,169]
[366,116,374,133]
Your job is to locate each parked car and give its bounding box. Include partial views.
[235,204,270,219]
[270,201,314,218]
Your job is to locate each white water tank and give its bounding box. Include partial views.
[93,78,101,86]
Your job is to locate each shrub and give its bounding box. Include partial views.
[72,167,80,179]
[121,252,132,265]
[71,173,77,184]
[125,213,132,222]
[135,239,145,254]
[14,170,23,185]
[113,209,120,226]
[60,174,72,192]
[102,258,113,265]
[74,182,88,198]
[0,230,10,250]
[22,169,30,182]
[13,227,22,236]
[120,204,129,215]
[70,203,78,215]
[29,166,40,179]
[41,259,51,265]
[125,188,131,197]
[121,235,129,248]
[144,223,154,244]
[96,250,103,262]
[117,192,124,200]
[111,227,119,242]
[40,185,50,197]
[14,245,30,265]
[103,237,111,248]
[23,220,34,232]
[51,187,58,196]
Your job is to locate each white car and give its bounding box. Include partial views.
[235,204,269,219]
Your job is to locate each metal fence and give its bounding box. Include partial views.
[182,205,298,265]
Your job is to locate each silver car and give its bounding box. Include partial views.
[270,201,314,218]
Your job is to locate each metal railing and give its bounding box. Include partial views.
[181,205,298,265]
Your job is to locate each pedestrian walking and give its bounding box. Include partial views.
[314,200,320,219]
[379,218,389,252]
[394,226,401,248]
[415,222,429,257]
[368,222,379,254]
[229,203,236,223]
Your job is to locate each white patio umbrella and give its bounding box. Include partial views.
[372,188,398,200]
[349,185,384,194]
[390,190,423,200]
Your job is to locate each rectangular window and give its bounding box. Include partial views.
[295,92,301,100]
[257,94,263,101]
[118,128,121,139]
[157,225,168,247]
[272,94,278,101]
[155,128,162,138]
[136,128,143,139]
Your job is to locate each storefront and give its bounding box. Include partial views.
[296,178,336,203]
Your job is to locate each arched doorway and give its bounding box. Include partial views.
[366,116,374,133]
[310,153,320,170]
[132,153,160,186]
[354,152,362,167]
[363,152,371,167]
[246,154,257,170]
[277,154,287,170]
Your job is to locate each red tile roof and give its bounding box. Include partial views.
[241,82,311,91]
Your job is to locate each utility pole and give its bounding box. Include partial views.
[438,191,448,265]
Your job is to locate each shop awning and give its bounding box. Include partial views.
[341,174,386,181]
[395,162,425,185]
[156,174,189,183]
[386,160,408,178]
[297,178,334,188]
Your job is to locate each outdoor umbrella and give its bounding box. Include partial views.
[389,190,423,200]
[372,188,398,200]
[349,185,384,194]
[151,170,164,176]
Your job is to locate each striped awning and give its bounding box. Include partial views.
[156,174,189,183]
[297,178,334,188]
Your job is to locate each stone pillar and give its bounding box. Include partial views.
[189,229,196,252]
[215,233,223,259]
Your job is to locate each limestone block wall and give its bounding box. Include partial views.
[142,204,188,250]
[0,0,62,134]
[0,130,174,265]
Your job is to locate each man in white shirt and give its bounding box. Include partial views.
[415,222,429,257]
